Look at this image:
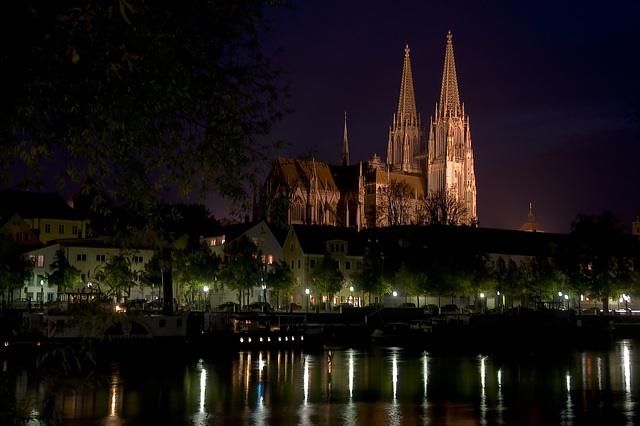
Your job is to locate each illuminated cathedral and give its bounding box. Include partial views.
[257,32,477,229]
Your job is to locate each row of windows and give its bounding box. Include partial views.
[290,259,359,270]
[42,224,80,235]
[74,253,145,263]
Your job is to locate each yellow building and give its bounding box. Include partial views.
[0,189,89,244]
[282,225,363,308]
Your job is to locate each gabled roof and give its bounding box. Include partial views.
[0,188,85,221]
[291,225,363,256]
[271,158,339,193]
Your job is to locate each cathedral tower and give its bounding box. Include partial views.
[341,111,349,166]
[386,44,425,174]
[427,31,477,225]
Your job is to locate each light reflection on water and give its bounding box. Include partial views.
[5,340,640,425]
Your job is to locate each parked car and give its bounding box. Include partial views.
[280,303,302,311]
[12,298,33,310]
[217,301,238,312]
[441,304,460,314]
[397,302,416,309]
[421,304,440,314]
[247,301,271,311]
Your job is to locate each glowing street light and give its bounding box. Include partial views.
[393,290,397,307]
[306,288,310,312]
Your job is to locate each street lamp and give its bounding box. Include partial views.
[480,292,485,314]
[349,286,354,305]
[564,294,569,310]
[40,279,44,310]
[306,288,310,312]
[393,290,397,307]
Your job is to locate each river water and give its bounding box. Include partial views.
[5,339,639,425]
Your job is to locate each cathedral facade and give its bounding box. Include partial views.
[257,32,477,229]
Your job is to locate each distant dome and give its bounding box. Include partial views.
[519,203,544,232]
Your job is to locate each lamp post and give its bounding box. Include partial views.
[306,288,310,313]
[40,279,44,310]
[480,293,485,314]
[393,290,397,307]
[203,285,209,311]
[350,286,354,306]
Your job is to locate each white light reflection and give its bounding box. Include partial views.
[392,350,398,400]
[479,356,487,426]
[422,352,429,421]
[560,373,573,426]
[298,354,313,426]
[497,368,504,425]
[621,341,635,425]
[348,349,355,399]
[250,352,271,426]
[191,360,209,425]
[303,354,310,404]
[387,350,402,426]
[342,349,357,426]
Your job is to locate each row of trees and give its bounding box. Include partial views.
[0,234,298,310]
[348,212,640,312]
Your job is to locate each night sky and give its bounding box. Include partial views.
[221,0,640,234]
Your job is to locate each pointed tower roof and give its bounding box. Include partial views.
[341,111,349,166]
[438,31,462,116]
[396,44,418,125]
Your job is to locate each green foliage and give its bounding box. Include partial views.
[556,211,640,310]
[520,256,560,301]
[266,259,297,305]
[492,257,525,305]
[0,0,290,221]
[46,249,82,295]
[219,235,262,302]
[172,245,220,298]
[309,252,344,309]
[96,252,135,299]
[351,241,389,302]
[0,239,33,306]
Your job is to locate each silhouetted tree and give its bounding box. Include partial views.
[218,235,262,307]
[557,212,640,313]
[266,260,297,307]
[46,249,81,298]
[415,189,468,226]
[376,180,416,226]
[309,252,344,310]
[0,1,290,227]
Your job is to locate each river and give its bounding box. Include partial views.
[4,339,639,425]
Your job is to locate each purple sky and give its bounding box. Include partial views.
[209,0,639,234]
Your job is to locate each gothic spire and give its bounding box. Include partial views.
[341,111,349,166]
[397,44,418,125]
[438,31,461,116]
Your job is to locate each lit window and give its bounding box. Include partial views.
[268,255,274,265]
[37,255,44,268]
